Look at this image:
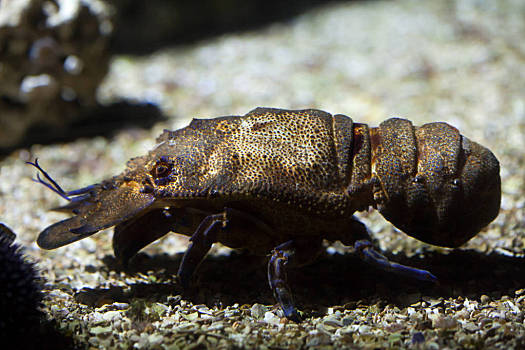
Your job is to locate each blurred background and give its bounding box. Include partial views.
[1,0,523,154]
[0,0,524,347]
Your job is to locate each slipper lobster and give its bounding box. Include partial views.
[29,107,501,321]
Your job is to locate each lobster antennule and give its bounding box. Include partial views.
[27,159,97,201]
[27,159,71,200]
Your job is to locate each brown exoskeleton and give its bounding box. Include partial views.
[29,107,501,321]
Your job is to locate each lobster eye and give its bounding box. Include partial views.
[150,161,172,178]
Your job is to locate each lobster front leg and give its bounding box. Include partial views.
[114,208,182,267]
[177,211,228,289]
[268,238,323,322]
[354,240,438,283]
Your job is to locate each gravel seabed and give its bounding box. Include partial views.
[1,0,524,348]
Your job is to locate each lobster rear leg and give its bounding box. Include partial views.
[354,240,438,283]
[330,217,438,283]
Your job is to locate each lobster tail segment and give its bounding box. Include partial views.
[369,118,500,247]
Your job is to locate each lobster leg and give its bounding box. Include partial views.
[354,240,438,283]
[177,211,227,289]
[177,207,277,290]
[113,210,172,267]
[268,238,323,322]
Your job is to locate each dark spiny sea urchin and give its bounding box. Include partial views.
[0,223,80,349]
[0,223,43,337]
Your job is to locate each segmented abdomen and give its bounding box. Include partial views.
[352,117,500,247]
